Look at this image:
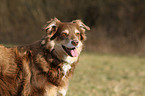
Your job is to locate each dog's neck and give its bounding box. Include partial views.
[40,40,79,79]
[51,49,79,77]
[62,55,78,77]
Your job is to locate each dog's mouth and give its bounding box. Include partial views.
[62,45,78,57]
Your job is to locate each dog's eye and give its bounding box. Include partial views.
[76,32,80,36]
[61,32,68,37]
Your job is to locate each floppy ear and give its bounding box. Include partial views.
[42,18,61,40]
[72,20,90,41]
[72,20,90,31]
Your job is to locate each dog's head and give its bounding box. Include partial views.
[42,18,90,63]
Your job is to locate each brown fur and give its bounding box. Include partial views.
[0,18,90,96]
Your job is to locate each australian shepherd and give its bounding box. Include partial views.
[0,18,90,96]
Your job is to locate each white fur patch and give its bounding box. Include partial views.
[46,40,55,51]
[41,40,46,45]
[62,30,69,34]
[62,56,78,78]
[45,86,57,96]
[45,23,56,30]
[62,63,71,77]
[75,29,80,34]
[64,56,78,64]
[58,88,67,96]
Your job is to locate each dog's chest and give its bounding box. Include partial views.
[62,63,71,76]
[62,56,78,77]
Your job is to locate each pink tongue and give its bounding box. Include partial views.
[70,49,78,57]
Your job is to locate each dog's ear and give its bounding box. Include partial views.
[42,18,61,40]
[72,20,90,31]
[72,20,90,41]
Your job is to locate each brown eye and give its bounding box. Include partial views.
[61,32,68,37]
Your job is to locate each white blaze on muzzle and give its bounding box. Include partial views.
[66,40,79,57]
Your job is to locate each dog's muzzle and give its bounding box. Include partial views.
[62,45,78,57]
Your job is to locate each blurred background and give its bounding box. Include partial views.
[0,0,145,54]
[1,0,145,96]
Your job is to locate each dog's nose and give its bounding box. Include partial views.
[71,40,79,46]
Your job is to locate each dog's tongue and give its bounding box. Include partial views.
[70,48,78,57]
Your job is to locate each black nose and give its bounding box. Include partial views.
[71,40,79,46]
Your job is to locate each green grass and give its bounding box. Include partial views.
[67,52,145,96]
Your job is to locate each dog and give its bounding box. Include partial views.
[0,18,90,96]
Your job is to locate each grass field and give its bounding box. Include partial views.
[67,52,145,96]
